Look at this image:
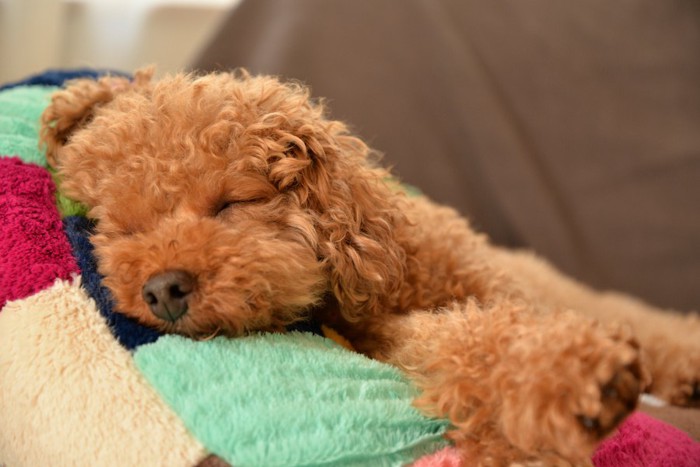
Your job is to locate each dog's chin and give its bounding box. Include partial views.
[155,317,232,341]
[114,293,318,340]
[156,319,226,340]
[164,317,296,341]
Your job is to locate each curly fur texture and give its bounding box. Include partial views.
[41,69,700,465]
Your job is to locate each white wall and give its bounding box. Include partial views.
[0,0,240,83]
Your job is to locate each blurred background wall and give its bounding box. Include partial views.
[0,0,241,83]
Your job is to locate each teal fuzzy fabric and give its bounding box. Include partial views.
[0,86,56,166]
[134,333,449,466]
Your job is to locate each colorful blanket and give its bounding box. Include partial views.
[1,70,699,466]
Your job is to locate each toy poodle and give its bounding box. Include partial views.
[40,69,700,465]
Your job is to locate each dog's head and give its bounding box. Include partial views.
[41,69,406,336]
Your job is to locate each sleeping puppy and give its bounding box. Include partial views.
[41,69,700,465]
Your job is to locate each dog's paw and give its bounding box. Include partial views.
[642,313,700,407]
[648,349,700,407]
[494,315,645,464]
[577,362,642,438]
[683,382,700,408]
[655,376,700,408]
[568,323,647,446]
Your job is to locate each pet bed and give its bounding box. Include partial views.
[1,70,699,466]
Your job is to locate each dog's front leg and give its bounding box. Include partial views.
[486,247,700,407]
[374,300,646,466]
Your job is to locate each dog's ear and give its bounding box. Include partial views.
[40,68,153,167]
[269,105,407,320]
[316,138,407,320]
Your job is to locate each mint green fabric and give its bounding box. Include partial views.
[0,115,36,139]
[0,86,57,166]
[134,333,449,467]
[0,136,44,166]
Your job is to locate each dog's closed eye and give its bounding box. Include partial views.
[213,198,264,217]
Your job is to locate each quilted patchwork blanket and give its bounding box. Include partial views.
[1,70,699,466]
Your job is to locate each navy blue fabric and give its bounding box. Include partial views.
[0,69,130,91]
[63,216,161,351]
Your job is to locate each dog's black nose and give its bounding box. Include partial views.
[142,270,195,322]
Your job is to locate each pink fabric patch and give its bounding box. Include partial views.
[594,411,700,467]
[412,446,462,466]
[0,157,79,309]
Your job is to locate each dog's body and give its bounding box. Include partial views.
[41,70,700,465]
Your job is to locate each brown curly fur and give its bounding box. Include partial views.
[41,69,700,465]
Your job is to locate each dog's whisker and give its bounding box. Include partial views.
[198,327,222,341]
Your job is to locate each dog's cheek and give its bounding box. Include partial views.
[91,234,164,327]
[201,236,327,333]
[280,208,321,253]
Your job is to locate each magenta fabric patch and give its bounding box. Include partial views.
[412,445,462,466]
[593,411,700,467]
[0,156,79,309]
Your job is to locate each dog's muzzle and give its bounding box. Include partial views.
[142,270,195,322]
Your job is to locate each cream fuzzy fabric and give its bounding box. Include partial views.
[0,278,206,467]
